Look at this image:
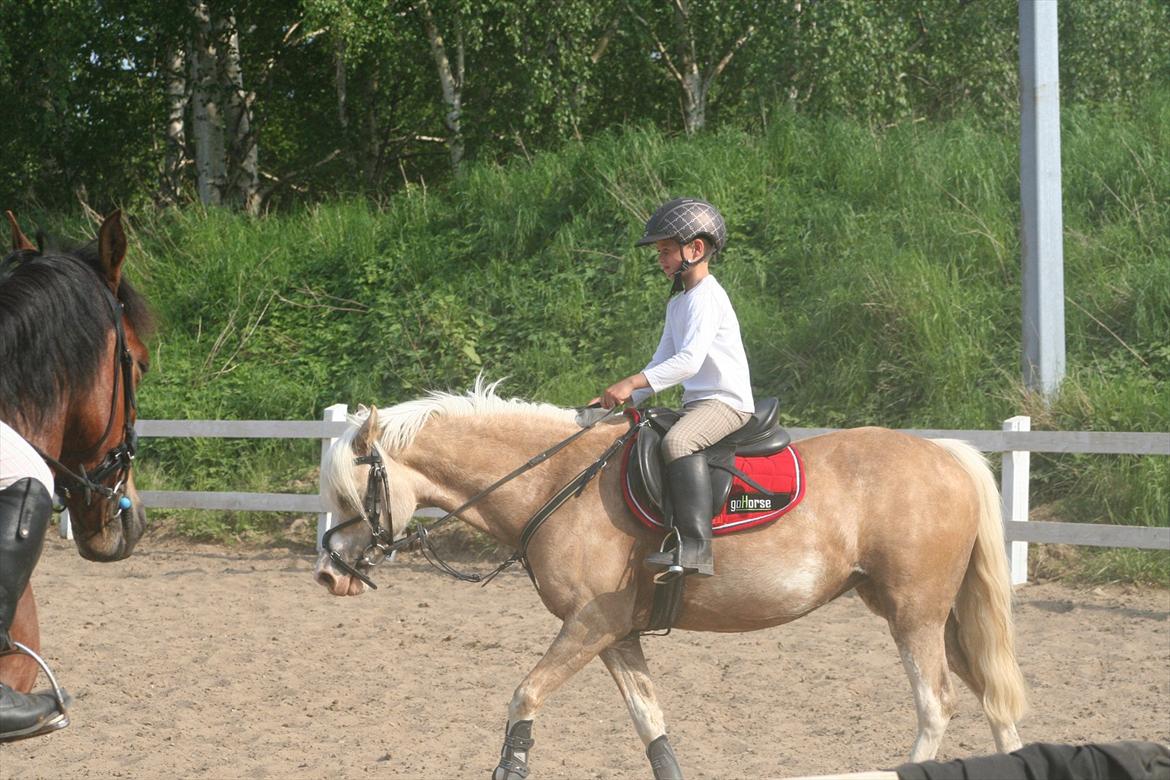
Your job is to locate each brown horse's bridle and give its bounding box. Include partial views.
[33,284,139,530]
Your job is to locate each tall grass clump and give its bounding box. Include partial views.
[33,93,1165,573]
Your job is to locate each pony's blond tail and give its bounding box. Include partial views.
[934,439,1029,727]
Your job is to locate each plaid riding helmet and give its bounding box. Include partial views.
[635,197,728,258]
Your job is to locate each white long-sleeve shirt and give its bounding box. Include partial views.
[0,420,54,494]
[631,276,754,413]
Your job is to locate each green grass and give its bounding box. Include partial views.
[27,94,1168,581]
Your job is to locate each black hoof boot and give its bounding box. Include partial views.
[492,719,534,780]
[647,734,684,779]
[0,684,69,743]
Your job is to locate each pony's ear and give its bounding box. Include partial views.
[97,210,128,291]
[354,405,380,453]
[5,210,36,252]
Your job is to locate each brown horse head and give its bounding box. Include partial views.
[1,210,154,561]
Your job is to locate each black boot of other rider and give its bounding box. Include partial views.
[0,478,70,742]
[644,454,715,578]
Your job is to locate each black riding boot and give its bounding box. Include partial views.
[644,454,715,577]
[0,478,70,742]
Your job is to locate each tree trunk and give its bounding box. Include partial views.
[672,1,704,134]
[682,70,705,134]
[162,44,189,204]
[190,0,225,206]
[417,0,464,177]
[219,14,260,215]
[335,37,349,130]
[364,70,381,189]
[788,0,803,104]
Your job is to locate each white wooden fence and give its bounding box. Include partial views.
[60,406,1170,585]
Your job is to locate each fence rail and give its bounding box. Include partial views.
[62,408,1167,585]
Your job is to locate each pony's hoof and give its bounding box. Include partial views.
[647,734,683,779]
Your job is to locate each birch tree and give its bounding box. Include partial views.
[188,0,260,212]
[625,0,759,134]
[414,0,466,177]
[162,43,189,205]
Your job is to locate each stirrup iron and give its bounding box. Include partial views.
[0,641,70,716]
[647,528,685,583]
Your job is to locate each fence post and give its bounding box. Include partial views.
[59,507,72,540]
[1001,415,1031,586]
[317,403,348,550]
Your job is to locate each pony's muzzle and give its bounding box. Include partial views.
[314,561,367,596]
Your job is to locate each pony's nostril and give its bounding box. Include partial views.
[316,571,336,590]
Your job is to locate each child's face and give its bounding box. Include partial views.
[654,239,689,278]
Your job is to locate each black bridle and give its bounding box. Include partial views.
[33,287,139,527]
[322,406,646,590]
[320,451,395,588]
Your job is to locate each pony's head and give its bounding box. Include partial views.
[0,210,154,561]
[315,405,423,596]
[313,378,577,596]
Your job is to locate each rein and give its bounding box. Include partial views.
[322,406,647,589]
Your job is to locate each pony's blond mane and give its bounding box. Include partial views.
[321,377,577,514]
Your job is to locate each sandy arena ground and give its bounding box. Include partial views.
[2,535,1167,779]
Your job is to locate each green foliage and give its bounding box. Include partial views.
[65,93,1164,581]
[2,0,1168,209]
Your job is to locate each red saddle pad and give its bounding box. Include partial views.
[622,437,806,536]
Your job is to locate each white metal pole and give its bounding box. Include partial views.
[1002,415,1032,586]
[317,403,348,550]
[1019,0,1066,400]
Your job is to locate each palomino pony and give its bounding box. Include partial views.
[0,211,153,693]
[315,381,1027,779]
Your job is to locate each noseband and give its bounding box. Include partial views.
[33,285,139,526]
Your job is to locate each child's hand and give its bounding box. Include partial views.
[599,376,645,411]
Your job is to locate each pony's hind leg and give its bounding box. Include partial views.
[856,583,958,762]
[893,622,959,762]
[600,635,682,780]
[894,618,957,763]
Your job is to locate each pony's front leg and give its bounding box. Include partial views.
[600,635,682,780]
[493,607,628,780]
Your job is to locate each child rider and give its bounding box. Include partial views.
[594,197,754,577]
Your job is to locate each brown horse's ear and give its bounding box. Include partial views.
[5,210,36,252]
[97,210,128,291]
[354,405,380,454]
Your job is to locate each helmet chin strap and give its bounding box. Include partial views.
[670,242,705,296]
